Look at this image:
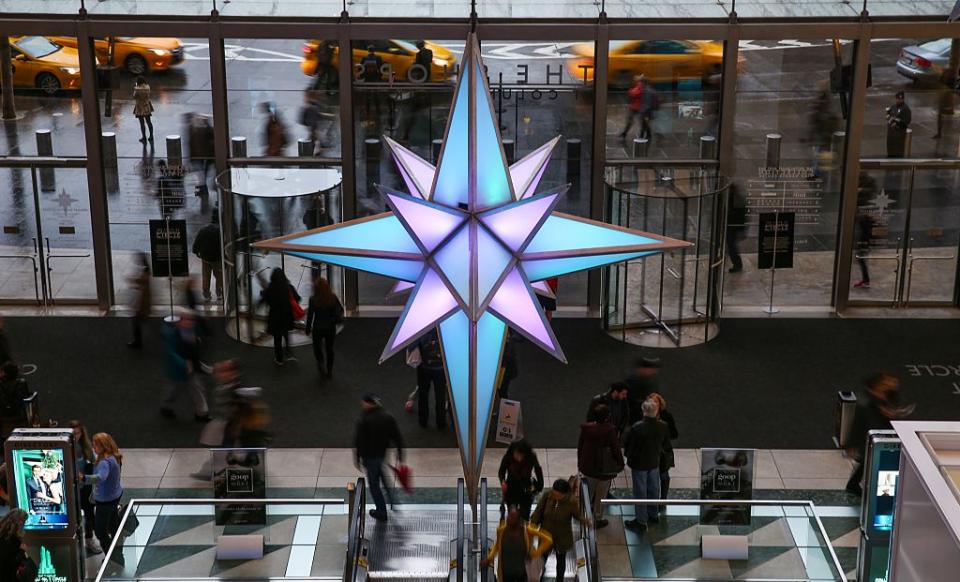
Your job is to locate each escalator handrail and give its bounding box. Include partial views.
[456,477,465,582]
[343,477,366,582]
[480,478,489,582]
[579,478,600,582]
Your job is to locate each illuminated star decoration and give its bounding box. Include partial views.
[255,34,690,503]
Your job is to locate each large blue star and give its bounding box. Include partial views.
[255,34,690,499]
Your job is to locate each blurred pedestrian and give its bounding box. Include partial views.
[234,387,271,448]
[192,209,222,303]
[185,112,215,194]
[0,509,29,581]
[532,479,587,582]
[68,420,100,554]
[648,393,678,503]
[498,439,544,520]
[885,91,911,158]
[624,357,661,422]
[360,46,384,122]
[808,80,838,177]
[622,398,669,532]
[415,330,447,429]
[262,102,290,156]
[934,71,954,140]
[586,382,631,436]
[578,404,624,528]
[127,252,151,349]
[133,76,154,144]
[258,268,301,366]
[619,75,646,139]
[854,172,877,289]
[481,508,552,582]
[160,311,210,421]
[0,315,11,365]
[0,362,30,438]
[354,394,404,522]
[305,276,343,379]
[90,433,123,557]
[726,182,747,273]
[536,277,559,322]
[845,372,914,496]
[497,330,519,402]
[192,359,246,480]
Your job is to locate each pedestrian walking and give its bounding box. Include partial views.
[160,311,210,421]
[498,439,544,520]
[0,362,30,439]
[0,509,30,582]
[305,276,343,379]
[622,398,669,532]
[845,372,914,496]
[578,404,624,527]
[127,252,151,349]
[0,315,12,366]
[192,359,247,480]
[415,330,447,429]
[726,182,747,273]
[647,393,678,503]
[354,394,404,522]
[531,479,587,582]
[89,433,123,558]
[586,382,631,436]
[185,112,215,194]
[854,172,877,289]
[885,91,911,158]
[481,508,553,582]
[624,357,661,422]
[68,420,101,554]
[258,268,301,366]
[536,277,559,322]
[133,76,154,144]
[192,209,222,303]
[497,330,519,402]
[934,71,954,140]
[262,102,290,156]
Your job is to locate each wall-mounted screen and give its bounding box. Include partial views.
[11,449,69,531]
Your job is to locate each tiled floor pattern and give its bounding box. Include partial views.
[87,447,861,580]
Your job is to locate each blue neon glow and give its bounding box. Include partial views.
[291,214,420,255]
[475,311,507,467]
[440,310,471,440]
[433,66,470,209]
[475,61,513,210]
[287,252,424,282]
[521,251,653,281]
[476,225,513,305]
[433,225,472,304]
[524,215,660,255]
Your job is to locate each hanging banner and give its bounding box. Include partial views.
[149,219,189,277]
[212,448,267,526]
[757,212,795,270]
[495,399,523,444]
[699,448,756,526]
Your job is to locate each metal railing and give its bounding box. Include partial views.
[479,478,490,582]
[579,478,600,582]
[601,498,847,582]
[94,497,348,582]
[456,477,465,582]
[344,478,367,582]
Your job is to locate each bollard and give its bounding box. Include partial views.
[566,137,581,181]
[165,135,183,170]
[36,129,55,191]
[632,138,649,158]
[432,139,443,164]
[365,138,381,189]
[102,132,120,193]
[230,136,247,158]
[502,139,515,164]
[298,138,314,157]
[699,135,716,159]
[765,133,782,169]
[904,128,913,157]
[829,131,846,192]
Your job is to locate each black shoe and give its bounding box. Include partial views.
[368,509,388,521]
[845,484,863,496]
[127,341,142,349]
[195,414,212,423]
[624,519,646,532]
[595,518,609,529]
[648,516,660,525]
[728,265,743,273]
[139,137,146,143]
[160,408,175,419]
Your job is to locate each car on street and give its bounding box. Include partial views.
[48,36,184,74]
[896,38,954,83]
[566,39,732,86]
[301,39,456,82]
[4,36,81,94]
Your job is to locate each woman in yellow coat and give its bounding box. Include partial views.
[481,508,553,582]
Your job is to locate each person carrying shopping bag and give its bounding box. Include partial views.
[482,508,553,582]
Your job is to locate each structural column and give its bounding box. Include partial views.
[717,16,740,179]
[338,12,359,311]
[587,15,610,312]
[208,17,234,311]
[77,21,114,309]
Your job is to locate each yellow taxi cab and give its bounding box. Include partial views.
[49,36,184,74]
[6,36,81,94]
[567,40,733,86]
[301,39,456,82]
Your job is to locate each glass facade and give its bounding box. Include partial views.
[0,10,958,316]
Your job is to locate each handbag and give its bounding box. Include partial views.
[117,502,141,537]
[15,551,37,582]
[525,553,545,581]
[289,289,305,320]
[596,446,624,478]
[405,347,422,368]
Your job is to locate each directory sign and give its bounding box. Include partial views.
[757,212,795,269]
[11,449,69,531]
[699,448,756,526]
[149,218,189,277]
[212,448,267,526]
[863,432,902,535]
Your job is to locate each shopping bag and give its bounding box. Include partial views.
[289,289,305,320]
[390,464,414,493]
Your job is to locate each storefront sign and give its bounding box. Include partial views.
[757,212,795,270]
[149,219,189,277]
[495,399,523,444]
[212,448,266,526]
[699,448,756,526]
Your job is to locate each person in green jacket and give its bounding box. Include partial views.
[531,479,589,581]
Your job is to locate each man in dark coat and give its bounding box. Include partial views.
[586,382,631,436]
[415,330,447,429]
[192,209,222,302]
[624,357,661,422]
[885,91,911,158]
[578,404,624,527]
[845,372,914,495]
[354,394,404,521]
[622,398,669,531]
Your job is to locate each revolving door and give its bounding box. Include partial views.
[603,164,728,347]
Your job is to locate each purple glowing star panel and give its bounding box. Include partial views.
[488,267,563,361]
[476,225,514,306]
[385,136,436,200]
[509,137,558,201]
[432,225,472,304]
[386,268,458,354]
[479,192,560,252]
[386,192,466,253]
[291,214,420,256]
[524,214,660,256]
